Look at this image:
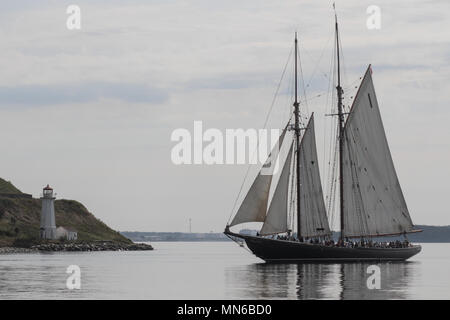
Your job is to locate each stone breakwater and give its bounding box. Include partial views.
[30,242,154,252]
[0,247,38,254]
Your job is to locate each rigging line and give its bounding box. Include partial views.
[224,233,253,253]
[303,82,361,107]
[288,141,296,232]
[300,146,309,237]
[322,69,334,180]
[294,63,308,131]
[326,29,340,230]
[298,77,361,105]
[297,42,310,120]
[303,32,334,89]
[294,75,307,126]
[342,77,363,95]
[282,57,295,126]
[290,61,362,107]
[323,28,336,141]
[227,44,294,224]
[332,2,349,90]
[291,143,299,234]
[326,123,339,228]
[324,32,337,197]
[336,23,349,94]
[326,134,336,223]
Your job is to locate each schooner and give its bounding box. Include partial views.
[224,15,422,262]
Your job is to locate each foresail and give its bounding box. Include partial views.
[260,140,294,235]
[230,125,288,227]
[342,66,413,237]
[299,114,331,238]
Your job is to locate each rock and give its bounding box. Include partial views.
[28,241,154,252]
[0,247,38,254]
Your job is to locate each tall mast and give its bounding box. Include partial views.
[293,33,302,239]
[335,10,345,241]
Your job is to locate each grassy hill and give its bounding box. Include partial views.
[0,179,131,247]
[0,177,23,194]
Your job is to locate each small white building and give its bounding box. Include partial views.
[40,185,56,239]
[56,227,78,241]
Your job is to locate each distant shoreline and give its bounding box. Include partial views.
[121,225,450,243]
[121,231,231,242]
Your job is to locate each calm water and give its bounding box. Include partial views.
[0,242,449,299]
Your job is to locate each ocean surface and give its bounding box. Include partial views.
[0,242,449,299]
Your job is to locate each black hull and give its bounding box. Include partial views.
[226,232,421,262]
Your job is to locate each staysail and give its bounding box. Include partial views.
[229,125,288,227]
[260,140,294,235]
[298,114,331,238]
[342,66,414,237]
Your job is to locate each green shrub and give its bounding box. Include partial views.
[12,237,40,248]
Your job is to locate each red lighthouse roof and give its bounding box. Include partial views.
[43,184,53,190]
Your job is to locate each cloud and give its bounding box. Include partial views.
[0,82,169,106]
[184,71,279,91]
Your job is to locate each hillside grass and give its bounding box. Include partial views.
[0,196,131,247]
[0,178,22,194]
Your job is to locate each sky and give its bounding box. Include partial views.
[0,0,449,232]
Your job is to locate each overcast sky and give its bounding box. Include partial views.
[0,0,449,232]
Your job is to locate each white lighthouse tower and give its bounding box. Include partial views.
[40,184,56,239]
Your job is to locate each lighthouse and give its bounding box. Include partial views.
[40,184,56,239]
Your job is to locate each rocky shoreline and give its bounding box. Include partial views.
[0,247,38,254]
[1,241,153,253]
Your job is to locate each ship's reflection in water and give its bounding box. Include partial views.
[225,262,416,299]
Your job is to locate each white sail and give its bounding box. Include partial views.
[342,66,413,237]
[299,114,331,238]
[260,140,294,235]
[230,126,288,227]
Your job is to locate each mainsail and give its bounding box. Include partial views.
[341,66,414,237]
[298,114,331,238]
[260,140,294,235]
[229,126,288,227]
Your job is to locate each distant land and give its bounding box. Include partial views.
[122,225,450,243]
[121,231,230,242]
